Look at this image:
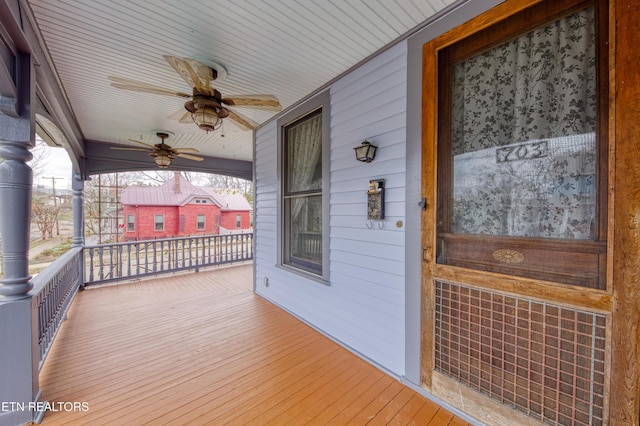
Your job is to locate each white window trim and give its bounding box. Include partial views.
[197,214,205,230]
[276,90,330,283]
[154,214,164,232]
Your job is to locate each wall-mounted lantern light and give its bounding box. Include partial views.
[354,140,377,163]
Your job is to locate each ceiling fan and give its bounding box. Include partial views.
[112,132,204,168]
[108,55,282,132]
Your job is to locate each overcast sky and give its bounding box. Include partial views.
[35,144,73,189]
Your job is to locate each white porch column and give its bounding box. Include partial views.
[71,172,86,291]
[0,52,40,426]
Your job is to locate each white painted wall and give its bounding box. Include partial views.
[254,42,408,375]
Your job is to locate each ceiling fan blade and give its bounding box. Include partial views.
[108,76,191,98]
[128,139,156,149]
[110,84,192,99]
[167,109,193,124]
[111,147,151,152]
[176,153,204,161]
[163,55,196,87]
[226,109,260,131]
[222,94,282,111]
[185,59,216,85]
[163,55,213,95]
[173,147,200,153]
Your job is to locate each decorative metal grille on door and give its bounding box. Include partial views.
[434,280,606,425]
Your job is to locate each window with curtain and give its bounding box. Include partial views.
[283,108,323,274]
[437,0,607,288]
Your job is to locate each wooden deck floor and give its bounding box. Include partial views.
[39,264,470,425]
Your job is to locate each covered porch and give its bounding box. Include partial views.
[2,0,640,424]
[38,264,468,425]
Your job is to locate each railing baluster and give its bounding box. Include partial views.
[117,245,123,277]
[98,247,104,280]
[242,234,247,259]
[152,241,157,272]
[221,235,225,263]
[127,244,131,276]
[202,237,211,265]
[31,248,82,368]
[107,245,113,278]
[145,243,149,272]
[169,240,173,270]
[88,247,95,282]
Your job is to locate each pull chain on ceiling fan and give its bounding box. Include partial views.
[108,55,282,132]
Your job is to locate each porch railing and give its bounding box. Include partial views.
[30,246,83,369]
[84,233,253,286]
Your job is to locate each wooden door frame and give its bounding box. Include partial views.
[420,0,640,423]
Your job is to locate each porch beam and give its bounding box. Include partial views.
[1,0,85,166]
[84,139,253,181]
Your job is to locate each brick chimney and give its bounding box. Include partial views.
[174,171,181,193]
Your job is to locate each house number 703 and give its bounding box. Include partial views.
[495,140,548,163]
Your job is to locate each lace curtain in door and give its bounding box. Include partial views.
[450,7,597,239]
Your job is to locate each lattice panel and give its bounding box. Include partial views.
[434,281,606,425]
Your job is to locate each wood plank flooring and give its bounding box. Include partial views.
[38,264,471,425]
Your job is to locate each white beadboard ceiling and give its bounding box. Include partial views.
[26,0,456,166]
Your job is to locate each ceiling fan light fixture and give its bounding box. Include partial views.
[154,153,172,168]
[192,107,222,132]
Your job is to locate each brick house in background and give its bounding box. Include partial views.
[121,174,252,241]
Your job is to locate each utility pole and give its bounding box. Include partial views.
[42,176,64,236]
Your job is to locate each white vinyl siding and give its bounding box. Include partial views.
[254,42,407,375]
